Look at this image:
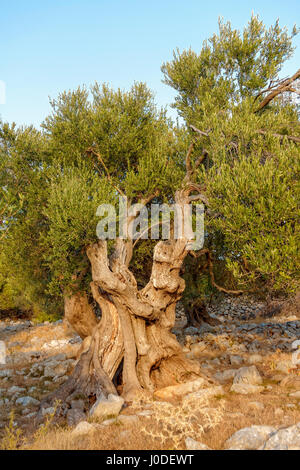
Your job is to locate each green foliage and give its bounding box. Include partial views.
[162,15,298,124]
[0,14,299,318]
[42,165,117,294]
[207,139,299,292]
[163,15,300,294]
[0,82,183,312]
[0,121,61,317]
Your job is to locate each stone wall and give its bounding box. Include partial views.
[207,295,265,322]
[176,295,266,324]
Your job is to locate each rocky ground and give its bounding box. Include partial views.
[0,296,299,450]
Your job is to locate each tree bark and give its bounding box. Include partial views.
[45,188,203,410]
[39,289,124,414]
[64,291,98,339]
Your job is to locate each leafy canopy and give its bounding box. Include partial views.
[162,15,300,294]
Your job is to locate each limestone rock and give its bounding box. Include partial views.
[41,407,55,416]
[183,385,224,402]
[230,355,244,366]
[71,421,95,436]
[153,378,206,401]
[15,396,40,407]
[89,394,124,420]
[7,386,26,396]
[233,366,262,385]
[117,415,139,425]
[0,369,13,378]
[44,362,69,378]
[262,422,300,450]
[248,354,263,364]
[224,425,276,450]
[185,437,212,450]
[0,342,6,365]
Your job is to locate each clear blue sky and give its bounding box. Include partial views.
[1,0,299,127]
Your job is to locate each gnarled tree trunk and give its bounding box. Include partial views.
[41,188,203,412]
[64,291,98,339]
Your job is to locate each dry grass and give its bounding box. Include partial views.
[1,310,299,450]
[10,388,300,450]
[201,392,300,450]
[25,394,224,451]
[0,411,24,450]
[135,394,224,449]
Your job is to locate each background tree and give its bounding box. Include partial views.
[0,122,61,319]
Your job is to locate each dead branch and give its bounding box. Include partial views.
[185,141,195,175]
[256,129,300,144]
[188,193,209,205]
[86,147,126,197]
[255,69,300,112]
[189,125,212,137]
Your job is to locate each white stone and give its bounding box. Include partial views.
[89,393,124,420]
[183,385,224,402]
[233,366,262,385]
[44,362,68,378]
[230,355,244,366]
[15,396,40,407]
[263,422,300,450]
[153,378,206,401]
[117,415,139,425]
[249,354,263,364]
[71,421,95,436]
[224,425,277,450]
[137,410,153,417]
[0,369,12,378]
[185,437,212,450]
[289,391,300,398]
[42,407,55,416]
[7,386,26,396]
[0,341,6,365]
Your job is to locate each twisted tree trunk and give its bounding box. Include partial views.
[42,188,202,411]
[64,291,98,339]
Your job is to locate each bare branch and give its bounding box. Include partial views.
[189,125,212,137]
[255,69,300,112]
[86,147,126,197]
[140,189,160,206]
[190,248,243,295]
[188,193,209,205]
[257,129,300,144]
